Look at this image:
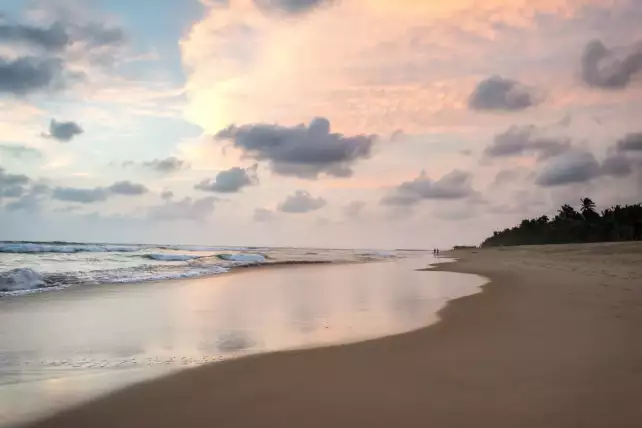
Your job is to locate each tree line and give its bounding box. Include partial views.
[481,198,642,247]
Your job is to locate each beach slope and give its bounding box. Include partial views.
[28,242,642,428]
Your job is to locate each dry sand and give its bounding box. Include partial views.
[28,242,642,428]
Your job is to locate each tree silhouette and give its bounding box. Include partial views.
[481,198,642,247]
[558,204,581,220]
[580,198,596,215]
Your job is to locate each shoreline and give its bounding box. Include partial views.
[25,242,642,428]
[0,258,369,300]
[2,255,483,427]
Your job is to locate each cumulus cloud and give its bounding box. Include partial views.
[581,40,642,90]
[215,117,375,179]
[0,19,124,51]
[74,22,126,48]
[0,168,30,187]
[468,76,539,111]
[0,13,128,97]
[382,170,475,206]
[485,125,571,161]
[601,155,632,178]
[4,191,45,212]
[43,119,83,142]
[545,133,642,184]
[253,0,333,14]
[0,21,69,51]
[0,144,42,159]
[195,165,258,193]
[2,181,51,212]
[52,181,147,203]
[253,207,275,222]
[0,169,32,207]
[160,190,174,200]
[108,180,148,195]
[536,151,601,187]
[0,57,66,95]
[52,186,109,203]
[0,14,126,50]
[142,157,188,173]
[616,133,642,152]
[278,190,326,213]
[149,196,217,221]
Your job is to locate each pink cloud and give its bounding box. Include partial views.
[180,0,612,137]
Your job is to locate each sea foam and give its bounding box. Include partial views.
[0,243,141,254]
[217,253,265,262]
[143,254,202,261]
[0,268,46,292]
[0,265,231,295]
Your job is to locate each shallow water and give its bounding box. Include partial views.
[0,256,486,427]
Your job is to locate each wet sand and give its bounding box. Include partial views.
[26,243,642,428]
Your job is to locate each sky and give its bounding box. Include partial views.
[1,0,642,249]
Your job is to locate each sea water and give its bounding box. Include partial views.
[0,241,396,295]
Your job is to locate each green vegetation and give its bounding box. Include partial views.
[481,198,642,247]
[452,245,478,250]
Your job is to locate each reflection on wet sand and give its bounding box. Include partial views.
[0,256,486,427]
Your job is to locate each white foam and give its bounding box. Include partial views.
[160,245,251,252]
[99,245,141,252]
[96,265,230,283]
[0,268,46,292]
[0,243,141,254]
[217,253,265,262]
[143,253,201,261]
[0,266,231,296]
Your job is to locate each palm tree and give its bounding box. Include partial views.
[557,204,581,220]
[580,197,596,216]
[536,215,549,225]
[480,198,642,247]
[580,197,599,224]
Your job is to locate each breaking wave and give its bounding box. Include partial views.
[158,245,254,252]
[0,265,231,295]
[1,253,267,295]
[0,268,46,292]
[142,254,202,261]
[0,242,403,296]
[216,253,266,263]
[0,243,141,254]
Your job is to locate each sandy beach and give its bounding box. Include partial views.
[26,242,642,428]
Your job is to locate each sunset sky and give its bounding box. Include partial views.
[1,0,641,248]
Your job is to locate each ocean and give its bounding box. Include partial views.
[0,241,397,295]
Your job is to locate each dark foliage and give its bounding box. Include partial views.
[481,198,642,247]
